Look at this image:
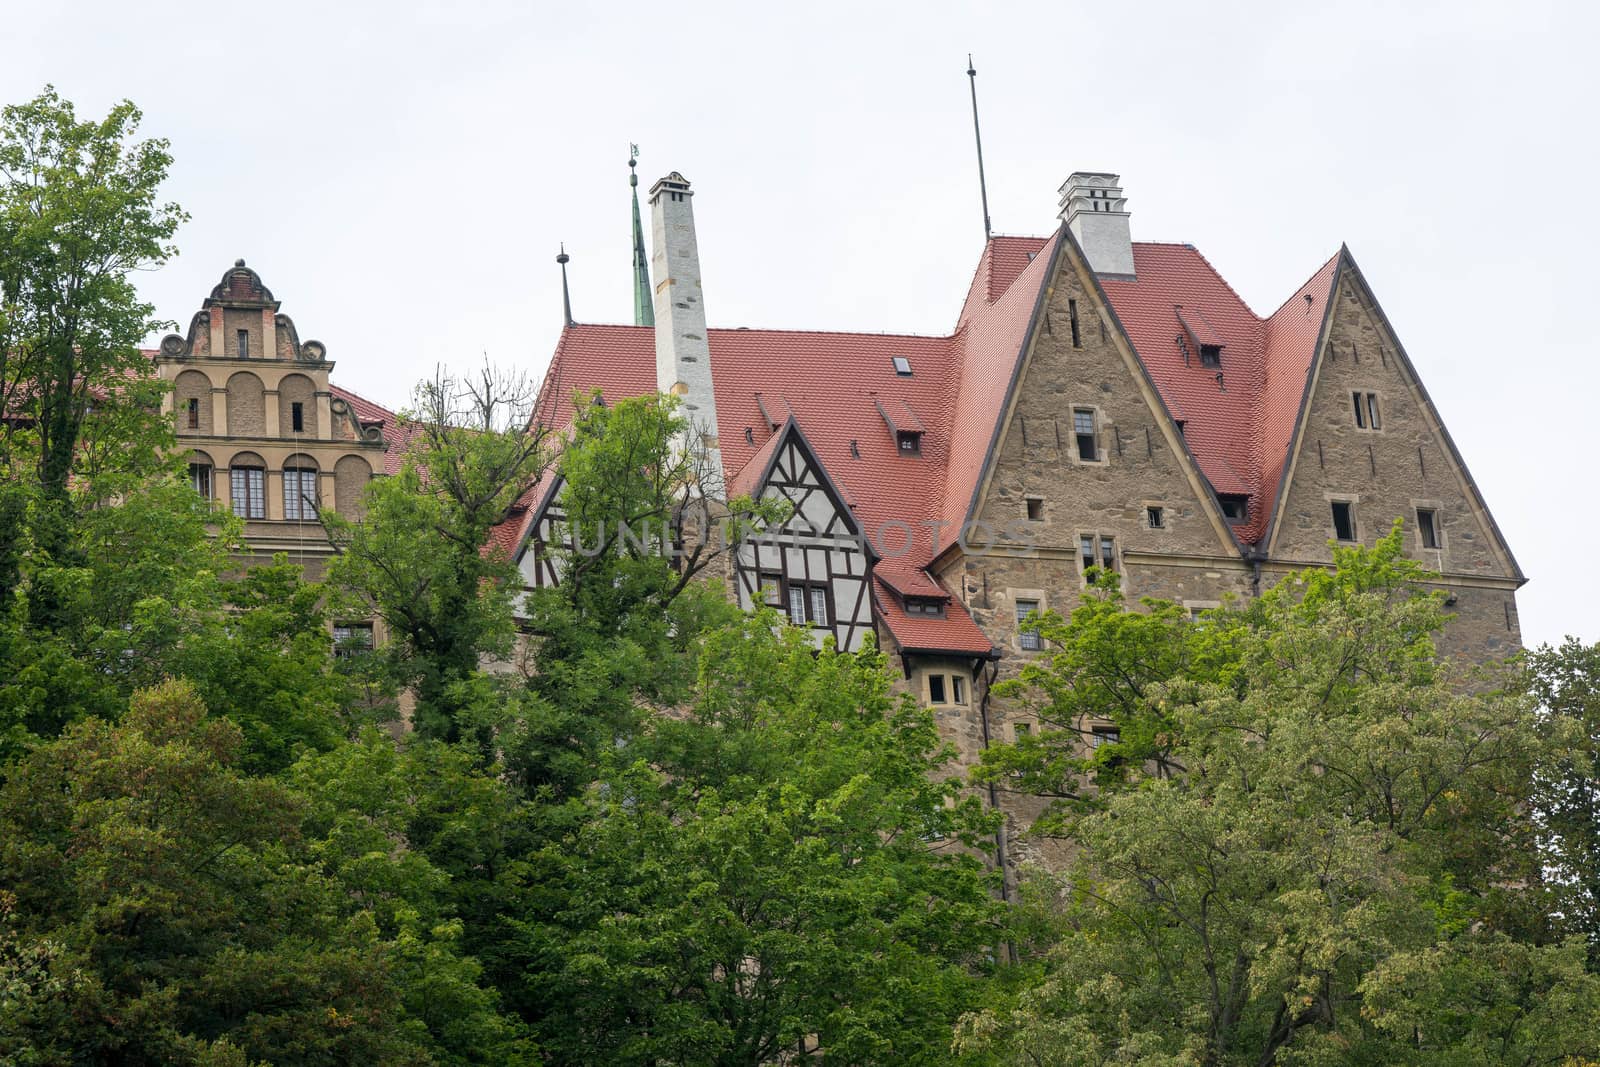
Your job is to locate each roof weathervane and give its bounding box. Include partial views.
[556,243,574,328]
[967,54,993,243]
[630,142,655,327]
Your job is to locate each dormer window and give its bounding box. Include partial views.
[1200,344,1222,367]
[1218,494,1248,522]
[904,597,945,617]
[892,356,913,376]
[897,430,922,456]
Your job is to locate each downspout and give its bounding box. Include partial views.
[976,657,1009,903]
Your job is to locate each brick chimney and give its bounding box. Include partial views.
[648,171,722,480]
[1058,172,1135,279]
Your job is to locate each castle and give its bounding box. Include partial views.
[153,165,1525,849]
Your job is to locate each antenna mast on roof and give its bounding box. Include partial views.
[556,244,574,327]
[967,55,992,242]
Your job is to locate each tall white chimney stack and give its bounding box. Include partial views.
[648,171,722,480]
[1058,172,1136,279]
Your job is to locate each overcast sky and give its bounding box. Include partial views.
[7,0,1595,648]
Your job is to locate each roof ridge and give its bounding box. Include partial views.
[1262,249,1343,320]
[329,382,401,420]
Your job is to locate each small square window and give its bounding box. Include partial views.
[1218,494,1248,522]
[1089,725,1120,749]
[1146,505,1165,529]
[892,356,913,376]
[896,430,922,455]
[333,622,374,658]
[928,674,947,704]
[1417,508,1439,549]
[1200,344,1221,367]
[1017,599,1042,651]
[1331,500,1356,542]
[1026,497,1044,521]
[1353,391,1381,430]
[1073,409,1098,462]
[1014,721,1032,739]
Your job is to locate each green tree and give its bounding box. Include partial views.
[956,528,1589,1065]
[1528,636,1600,968]
[0,87,185,610]
[0,680,526,1064]
[532,615,1004,1065]
[327,365,550,745]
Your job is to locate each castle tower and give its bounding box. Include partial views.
[648,171,722,480]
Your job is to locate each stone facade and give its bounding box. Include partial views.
[154,260,390,573]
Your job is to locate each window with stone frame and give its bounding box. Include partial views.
[1017,599,1042,651]
[928,674,947,704]
[332,622,374,658]
[1331,500,1357,542]
[1079,534,1117,574]
[1417,507,1440,549]
[1146,505,1165,529]
[1352,390,1381,430]
[230,467,265,519]
[1073,408,1099,461]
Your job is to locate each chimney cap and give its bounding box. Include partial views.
[648,171,693,200]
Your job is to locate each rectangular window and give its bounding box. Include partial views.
[188,463,211,498]
[1331,500,1356,542]
[758,572,783,608]
[1417,508,1439,549]
[1147,505,1165,529]
[788,585,807,626]
[186,397,199,429]
[809,587,828,627]
[1353,391,1380,429]
[332,622,374,658]
[1080,535,1117,574]
[1068,298,1081,348]
[784,582,829,627]
[1073,409,1098,461]
[1089,725,1121,749]
[896,430,921,455]
[1026,497,1044,521]
[236,329,249,359]
[892,356,913,376]
[230,467,265,519]
[1218,494,1249,522]
[951,675,966,704]
[1200,344,1222,367]
[283,468,318,520]
[1017,599,1041,651]
[291,402,304,432]
[928,674,947,704]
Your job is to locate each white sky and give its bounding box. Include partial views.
[7,0,1596,648]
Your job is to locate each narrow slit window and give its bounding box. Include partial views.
[1100,536,1116,571]
[1417,508,1439,549]
[1026,497,1044,521]
[186,397,200,429]
[291,402,304,432]
[928,674,947,704]
[1073,408,1098,461]
[1017,599,1041,651]
[1366,392,1381,430]
[236,329,249,359]
[1080,534,1095,572]
[1354,391,1380,429]
[1331,500,1356,542]
[1068,298,1082,348]
[951,675,966,704]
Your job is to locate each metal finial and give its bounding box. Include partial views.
[557,243,573,327]
[967,56,992,242]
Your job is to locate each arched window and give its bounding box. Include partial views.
[228,451,266,519]
[187,449,215,500]
[283,454,319,520]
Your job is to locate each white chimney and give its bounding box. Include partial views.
[648,171,722,480]
[1058,172,1135,279]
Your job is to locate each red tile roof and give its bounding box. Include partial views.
[507,231,1340,651]
[871,576,995,657]
[329,384,416,475]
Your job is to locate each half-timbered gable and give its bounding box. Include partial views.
[729,420,875,652]
[514,475,568,592]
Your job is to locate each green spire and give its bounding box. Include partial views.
[630,144,654,327]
